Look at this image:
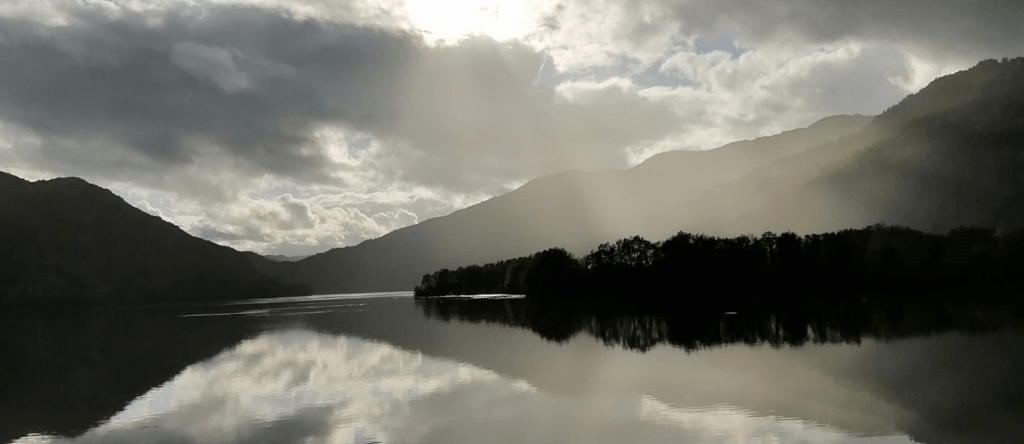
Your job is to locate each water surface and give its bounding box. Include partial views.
[2,293,1022,444]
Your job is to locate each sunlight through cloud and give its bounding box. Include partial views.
[403,0,540,44]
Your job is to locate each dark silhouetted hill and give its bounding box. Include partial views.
[0,172,308,305]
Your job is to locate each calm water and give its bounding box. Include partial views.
[2,293,1022,444]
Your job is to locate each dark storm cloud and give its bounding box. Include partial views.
[0,4,681,198]
[0,5,414,185]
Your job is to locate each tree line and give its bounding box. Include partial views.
[415,224,1024,309]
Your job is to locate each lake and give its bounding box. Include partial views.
[2,292,1022,444]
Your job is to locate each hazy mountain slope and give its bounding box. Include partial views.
[276,115,871,293]
[811,58,1024,232]
[630,114,872,189]
[682,57,1024,236]
[665,125,889,236]
[0,172,306,305]
[284,58,1024,294]
[640,124,889,240]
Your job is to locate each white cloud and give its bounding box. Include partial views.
[623,41,914,162]
[169,187,462,255]
[134,200,164,218]
[404,0,543,44]
[372,208,419,232]
[659,49,733,83]
[524,0,679,72]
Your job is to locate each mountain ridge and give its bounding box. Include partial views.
[273,57,1024,294]
[0,172,308,305]
[269,113,874,293]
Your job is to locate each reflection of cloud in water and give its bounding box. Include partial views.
[15,331,915,444]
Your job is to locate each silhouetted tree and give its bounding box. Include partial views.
[522,248,588,299]
[416,224,1024,309]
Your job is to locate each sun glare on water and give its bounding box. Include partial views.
[403,0,539,43]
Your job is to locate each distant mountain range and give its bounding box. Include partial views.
[2,57,1022,302]
[0,173,307,305]
[263,254,310,262]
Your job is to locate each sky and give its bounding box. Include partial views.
[0,0,1021,256]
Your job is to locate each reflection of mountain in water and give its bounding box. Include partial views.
[0,307,260,443]
[416,296,1023,352]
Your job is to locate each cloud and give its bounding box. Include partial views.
[527,0,681,72]
[134,200,164,218]
[529,0,1023,71]
[174,189,454,255]
[384,39,680,192]
[621,41,911,162]
[372,209,419,231]
[663,0,1024,62]
[0,3,678,195]
[0,3,418,190]
[170,41,253,93]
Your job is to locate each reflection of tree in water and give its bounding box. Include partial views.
[416,297,1021,353]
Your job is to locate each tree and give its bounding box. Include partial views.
[523,248,587,299]
[583,236,661,270]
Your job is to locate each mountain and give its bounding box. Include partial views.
[276,57,1024,294]
[264,254,310,262]
[683,57,1024,236]
[270,115,872,293]
[0,172,307,305]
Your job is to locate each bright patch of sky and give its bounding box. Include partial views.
[404,0,540,44]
